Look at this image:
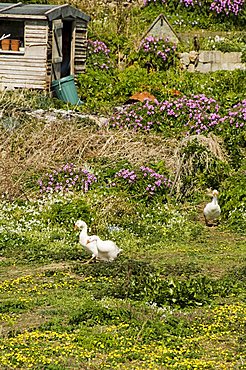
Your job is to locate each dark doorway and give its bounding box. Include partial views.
[61,20,72,78]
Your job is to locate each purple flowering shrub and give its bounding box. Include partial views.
[210,0,245,16]
[217,99,246,166]
[108,94,223,136]
[113,166,173,200]
[159,94,222,135]
[223,99,246,129]
[38,163,97,195]
[144,0,245,18]
[87,39,112,70]
[138,36,178,71]
[108,99,160,131]
[108,95,246,140]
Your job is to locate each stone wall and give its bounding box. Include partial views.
[180,51,245,72]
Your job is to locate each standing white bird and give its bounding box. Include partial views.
[74,220,98,264]
[74,220,122,263]
[203,189,221,226]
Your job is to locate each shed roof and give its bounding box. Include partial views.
[0,2,90,21]
[141,13,180,44]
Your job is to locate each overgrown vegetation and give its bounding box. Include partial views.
[0,0,246,369]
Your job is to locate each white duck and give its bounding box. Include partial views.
[203,189,221,226]
[74,220,122,263]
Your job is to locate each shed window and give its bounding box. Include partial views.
[0,20,24,52]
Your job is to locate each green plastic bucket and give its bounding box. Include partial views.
[52,75,83,105]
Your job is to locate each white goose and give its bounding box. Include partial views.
[74,220,122,263]
[203,189,221,226]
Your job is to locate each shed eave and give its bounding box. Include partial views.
[0,3,90,22]
[45,6,90,22]
[0,13,46,19]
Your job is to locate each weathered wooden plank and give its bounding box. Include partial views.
[25,46,47,58]
[75,51,87,55]
[0,65,46,72]
[76,22,87,27]
[25,20,47,27]
[0,14,46,20]
[75,46,86,51]
[0,63,46,70]
[75,52,86,55]
[0,69,46,75]
[0,82,46,89]
[25,27,47,32]
[0,64,46,72]
[75,46,87,50]
[75,40,87,43]
[0,76,46,84]
[75,42,87,46]
[75,49,87,53]
[74,64,86,69]
[75,41,87,45]
[75,60,86,64]
[26,35,47,40]
[0,57,46,63]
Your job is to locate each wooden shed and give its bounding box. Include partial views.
[0,2,90,90]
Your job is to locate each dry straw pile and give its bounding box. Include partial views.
[0,91,228,198]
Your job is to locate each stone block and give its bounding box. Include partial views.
[187,64,195,72]
[189,50,199,63]
[224,52,242,64]
[221,63,230,70]
[213,51,222,63]
[199,51,212,63]
[211,63,222,72]
[180,52,190,66]
[196,62,212,73]
[234,63,246,70]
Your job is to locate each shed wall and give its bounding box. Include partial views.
[0,20,48,90]
[74,19,88,76]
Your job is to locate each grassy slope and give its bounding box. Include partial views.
[0,2,246,369]
[0,191,245,369]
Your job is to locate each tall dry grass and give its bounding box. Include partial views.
[0,90,228,199]
[0,113,178,197]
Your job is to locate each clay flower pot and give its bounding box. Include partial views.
[1,39,10,50]
[11,39,20,51]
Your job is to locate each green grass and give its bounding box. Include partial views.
[0,195,245,369]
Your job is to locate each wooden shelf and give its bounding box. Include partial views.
[0,50,25,55]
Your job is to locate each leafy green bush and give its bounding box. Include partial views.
[77,68,117,112]
[78,64,246,114]
[177,138,230,198]
[69,300,134,327]
[220,163,246,232]
[42,196,93,228]
[74,258,239,308]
